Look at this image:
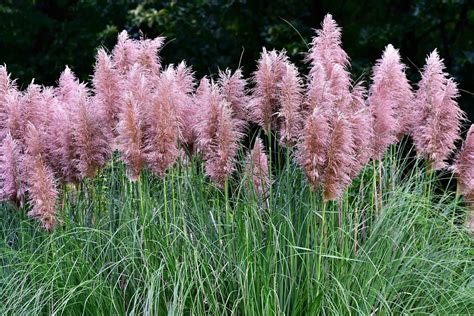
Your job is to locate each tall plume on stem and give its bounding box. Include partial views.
[116,93,145,181]
[218,68,249,127]
[412,50,463,170]
[295,108,331,191]
[23,123,58,230]
[453,125,474,198]
[92,48,123,135]
[278,62,304,148]
[368,45,406,160]
[112,31,139,75]
[349,82,374,178]
[305,14,351,115]
[137,36,165,76]
[249,48,287,133]
[452,125,474,233]
[72,85,112,179]
[0,65,17,138]
[195,80,242,187]
[169,62,196,149]
[142,67,182,177]
[246,138,270,198]
[307,14,349,78]
[0,133,23,204]
[322,112,355,201]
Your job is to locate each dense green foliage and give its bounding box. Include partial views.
[1,0,473,117]
[0,146,473,314]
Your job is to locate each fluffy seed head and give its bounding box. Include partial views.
[296,107,331,191]
[412,50,464,169]
[246,138,270,198]
[453,125,474,197]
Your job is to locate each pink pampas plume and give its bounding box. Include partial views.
[112,31,139,75]
[142,67,182,177]
[218,68,249,124]
[452,125,474,233]
[368,45,404,160]
[92,48,123,134]
[72,90,112,179]
[2,89,23,142]
[249,48,287,133]
[295,108,331,191]
[203,101,242,188]
[412,50,463,170]
[23,123,58,230]
[116,94,145,181]
[322,112,355,201]
[0,133,23,204]
[195,80,242,187]
[349,82,374,178]
[170,62,196,148]
[137,36,165,75]
[278,61,304,148]
[246,138,271,198]
[47,105,80,184]
[306,14,349,78]
[453,125,474,197]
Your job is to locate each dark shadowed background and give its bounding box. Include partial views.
[0,0,473,119]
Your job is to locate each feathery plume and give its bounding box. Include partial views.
[369,45,405,160]
[72,90,112,179]
[195,81,242,187]
[348,82,374,178]
[0,65,16,136]
[306,14,349,78]
[116,94,145,181]
[452,125,474,233]
[453,125,474,197]
[278,62,304,148]
[0,133,23,204]
[92,48,123,134]
[295,108,331,191]
[47,105,80,183]
[218,68,249,125]
[142,67,182,177]
[246,138,270,198]
[2,88,23,142]
[322,112,355,201]
[137,36,165,75]
[249,48,287,133]
[412,50,463,169]
[23,123,58,230]
[112,31,139,75]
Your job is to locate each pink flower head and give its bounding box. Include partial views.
[249,48,288,133]
[92,48,123,134]
[142,67,182,177]
[322,112,355,201]
[0,133,23,204]
[306,14,349,78]
[195,80,242,187]
[72,88,112,179]
[453,125,474,197]
[23,123,58,230]
[277,61,304,148]
[218,68,249,125]
[348,82,374,178]
[296,107,331,191]
[112,31,139,75]
[137,36,165,75]
[412,50,464,169]
[246,138,270,198]
[116,93,145,181]
[369,45,406,160]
